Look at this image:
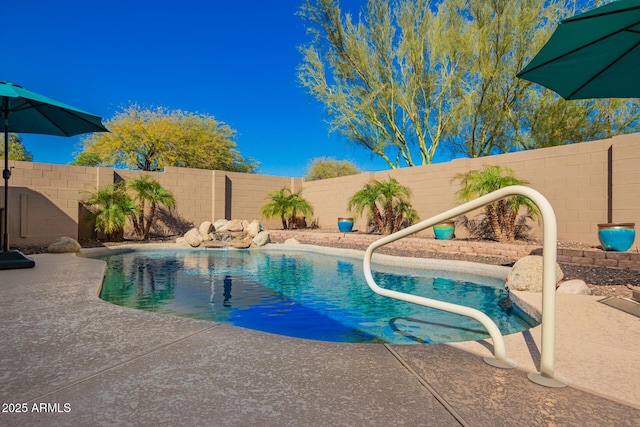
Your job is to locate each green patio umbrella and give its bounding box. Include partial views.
[1,81,108,269]
[516,0,640,100]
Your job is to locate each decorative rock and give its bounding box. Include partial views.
[184,228,204,247]
[253,231,270,247]
[246,220,261,238]
[47,236,81,253]
[199,221,213,241]
[229,237,252,249]
[506,255,563,293]
[175,237,188,246]
[226,219,244,232]
[557,279,592,295]
[212,219,229,232]
[284,238,300,245]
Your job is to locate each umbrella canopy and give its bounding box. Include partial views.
[1,81,108,261]
[1,81,108,136]
[516,0,640,100]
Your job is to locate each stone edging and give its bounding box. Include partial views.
[268,230,640,271]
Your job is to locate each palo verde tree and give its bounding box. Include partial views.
[298,0,464,168]
[348,177,418,235]
[299,0,640,165]
[0,134,33,161]
[305,157,361,181]
[74,104,258,173]
[447,0,640,158]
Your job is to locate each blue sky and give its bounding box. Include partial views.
[5,0,393,177]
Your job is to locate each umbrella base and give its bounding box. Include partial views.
[0,250,35,270]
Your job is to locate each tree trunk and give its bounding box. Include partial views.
[371,203,385,234]
[393,211,404,233]
[143,203,156,240]
[486,204,502,241]
[384,201,394,235]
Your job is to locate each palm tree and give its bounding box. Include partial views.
[260,187,314,230]
[83,182,136,241]
[348,177,418,235]
[128,175,176,240]
[453,165,540,242]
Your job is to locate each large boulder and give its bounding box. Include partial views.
[48,236,81,253]
[226,219,245,232]
[246,220,261,238]
[212,219,229,232]
[199,221,213,241]
[506,255,563,293]
[253,231,270,247]
[184,228,204,247]
[557,279,592,295]
[229,237,252,249]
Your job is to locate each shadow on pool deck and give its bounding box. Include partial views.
[0,250,638,426]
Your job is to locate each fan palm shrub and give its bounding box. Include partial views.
[261,187,314,230]
[128,175,176,240]
[348,177,418,235]
[452,165,540,242]
[83,182,136,241]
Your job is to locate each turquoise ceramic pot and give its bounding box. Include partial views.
[434,221,455,240]
[597,223,635,252]
[338,218,354,233]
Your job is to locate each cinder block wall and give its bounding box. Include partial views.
[2,133,638,247]
[295,135,638,245]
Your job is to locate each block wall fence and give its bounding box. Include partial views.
[1,133,638,248]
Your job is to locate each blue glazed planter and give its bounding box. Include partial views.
[338,218,354,233]
[434,221,455,240]
[597,223,635,252]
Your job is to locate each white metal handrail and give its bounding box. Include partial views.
[363,185,566,387]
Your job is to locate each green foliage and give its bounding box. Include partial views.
[348,177,418,235]
[260,187,314,230]
[82,182,136,241]
[75,104,258,173]
[82,176,175,241]
[298,0,460,168]
[305,157,361,180]
[1,134,33,161]
[127,175,176,240]
[452,165,540,242]
[298,0,640,165]
[69,152,101,167]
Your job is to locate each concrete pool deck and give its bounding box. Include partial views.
[0,248,639,426]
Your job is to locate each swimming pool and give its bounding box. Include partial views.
[95,247,536,344]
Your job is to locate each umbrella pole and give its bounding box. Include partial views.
[2,101,9,252]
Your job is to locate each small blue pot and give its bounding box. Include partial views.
[434,221,455,240]
[597,223,635,252]
[338,218,354,233]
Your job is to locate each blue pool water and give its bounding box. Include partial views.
[96,249,536,344]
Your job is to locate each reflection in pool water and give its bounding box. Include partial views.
[96,249,536,344]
